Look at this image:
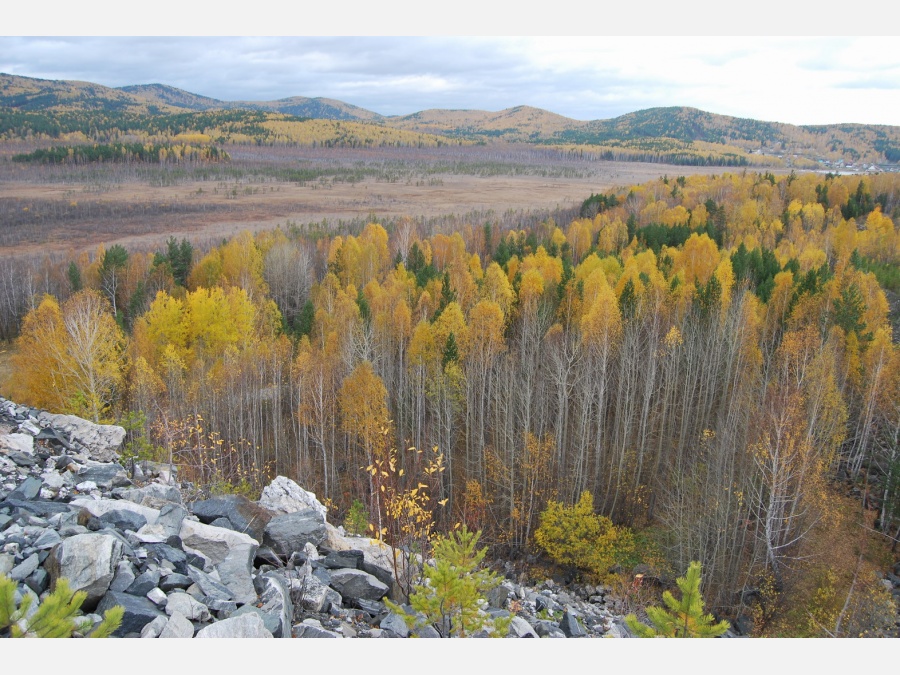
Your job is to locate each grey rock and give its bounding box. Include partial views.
[186,565,234,602]
[140,615,169,638]
[8,452,37,467]
[559,610,587,638]
[10,552,40,581]
[36,412,125,462]
[47,533,123,608]
[329,568,389,602]
[290,569,342,614]
[322,549,364,569]
[259,476,327,518]
[122,483,183,509]
[31,528,61,550]
[255,572,293,638]
[144,542,189,575]
[159,573,193,592]
[25,567,49,594]
[9,477,42,500]
[159,611,194,638]
[413,624,442,638]
[126,569,161,596]
[76,462,130,490]
[196,612,273,638]
[534,620,567,638]
[380,612,410,637]
[263,509,326,557]
[97,591,166,637]
[100,509,148,532]
[0,553,14,576]
[110,560,137,592]
[165,591,211,622]
[508,615,538,638]
[156,504,188,538]
[190,494,273,543]
[232,604,281,636]
[70,498,160,526]
[216,543,257,604]
[487,583,510,609]
[293,621,341,638]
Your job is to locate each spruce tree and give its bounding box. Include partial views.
[625,561,729,638]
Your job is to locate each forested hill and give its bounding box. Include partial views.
[2,72,899,166]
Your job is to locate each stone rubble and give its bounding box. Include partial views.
[14,395,871,639]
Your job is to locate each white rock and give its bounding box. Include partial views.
[180,519,258,566]
[70,498,161,526]
[159,611,194,638]
[0,433,34,454]
[147,587,167,606]
[259,476,327,518]
[140,615,168,638]
[36,412,125,462]
[165,592,210,622]
[195,612,273,638]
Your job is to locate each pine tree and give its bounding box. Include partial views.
[388,526,510,638]
[1,574,123,638]
[625,561,729,637]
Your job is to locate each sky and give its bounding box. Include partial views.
[2,33,898,127]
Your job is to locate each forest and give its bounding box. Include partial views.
[2,168,899,637]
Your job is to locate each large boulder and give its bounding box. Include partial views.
[254,572,293,638]
[70,498,161,526]
[190,494,272,543]
[324,526,402,589]
[180,518,258,566]
[263,509,326,557]
[46,533,123,609]
[76,461,131,490]
[36,412,125,462]
[259,476,327,518]
[0,433,34,455]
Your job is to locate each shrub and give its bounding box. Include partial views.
[534,491,635,580]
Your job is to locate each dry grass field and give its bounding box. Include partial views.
[0,143,762,256]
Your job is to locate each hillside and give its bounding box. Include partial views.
[2,72,899,167]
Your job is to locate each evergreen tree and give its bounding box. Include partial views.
[625,561,729,637]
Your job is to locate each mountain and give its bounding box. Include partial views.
[2,72,898,166]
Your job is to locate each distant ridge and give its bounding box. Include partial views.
[1,72,898,166]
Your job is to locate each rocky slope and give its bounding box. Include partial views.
[0,397,634,639]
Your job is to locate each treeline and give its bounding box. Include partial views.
[11,142,229,165]
[4,170,900,635]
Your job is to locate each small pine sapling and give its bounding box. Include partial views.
[1,574,123,638]
[625,561,729,637]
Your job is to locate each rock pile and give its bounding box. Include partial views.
[1,397,635,638]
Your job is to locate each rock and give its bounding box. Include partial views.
[10,553,40,581]
[508,615,538,638]
[98,591,166,637]
[294,622,342,638]
[186,565,234,602]
[47,533,123,608]
[0,553,14,576]
[122,483,183,509]
[180,519,258,566]
[254,572,293,638]
[110,560,137,592]
[8,452,37,467]
[380,612,410,637]
[560,610,587,638]
[159,573,193,592]
[140,615,169,638]
[9,476,42,501]
[126,569,161,596]
[165,591,211,622]
[215,543,258,604]
[232,604,281,636]
[100,509,148,532]
[195,612,273,638]
[290,568,342,614]
[144,542,190,574]
[70,498,161,526]
[413,624,441,638]
[159,610,195,638]
[147,587,167,606]
[328,568,389,603]
[259,476,327,518]
[263,509,326,558]
[0,433,34,455]
[534,620,567,638]
[487,583,510,609]
[36,412,125,462]
[190,494,272,543]
[322,549,365,570]
[156,504,188,538]
[31,528,62,550]
[324,527,400,590]
[76,462,130,490]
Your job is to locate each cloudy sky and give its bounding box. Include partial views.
[2,36,898,126]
